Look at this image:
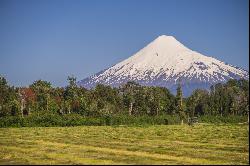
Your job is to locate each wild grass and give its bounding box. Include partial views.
[0,124,249,165]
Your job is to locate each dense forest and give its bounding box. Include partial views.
[0,75,249,127]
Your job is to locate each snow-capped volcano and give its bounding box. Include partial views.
[78,35,249,96]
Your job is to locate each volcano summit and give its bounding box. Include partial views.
[77,35,249,96]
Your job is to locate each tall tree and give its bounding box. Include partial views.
[176,81,185,124]
[120,81,140,115]
[30,80,52,111]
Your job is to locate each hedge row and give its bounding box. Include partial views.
[0,113,247,128]
[198,115,248,124]
[0,113,181,127]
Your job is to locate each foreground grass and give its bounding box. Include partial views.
[0,124,249,165]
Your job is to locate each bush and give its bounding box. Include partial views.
[0,116,24,127]
[0,113,182,127]
[1,114,246,128]
[198,115,248,124]
[99,114,181,126]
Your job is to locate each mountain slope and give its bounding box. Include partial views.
[78,35,249,96]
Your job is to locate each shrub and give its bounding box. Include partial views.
[0,114,246,128]
[198,115,248,124]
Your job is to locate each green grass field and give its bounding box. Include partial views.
[0,124,249,165]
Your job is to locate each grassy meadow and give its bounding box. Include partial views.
[0,124,249,165]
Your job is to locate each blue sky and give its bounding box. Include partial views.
[0,0,249,87]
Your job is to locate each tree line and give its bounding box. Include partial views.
[0,75,249,126]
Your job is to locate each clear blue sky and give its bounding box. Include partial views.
[0,0,249,87]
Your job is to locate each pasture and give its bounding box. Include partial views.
[0,124,249,165]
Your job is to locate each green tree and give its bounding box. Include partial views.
[30,80,52,112]
[187,89,209,117]
[0,76,19,117]
[120,81,141,115]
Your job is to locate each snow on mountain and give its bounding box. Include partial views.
[77,35,249,96]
